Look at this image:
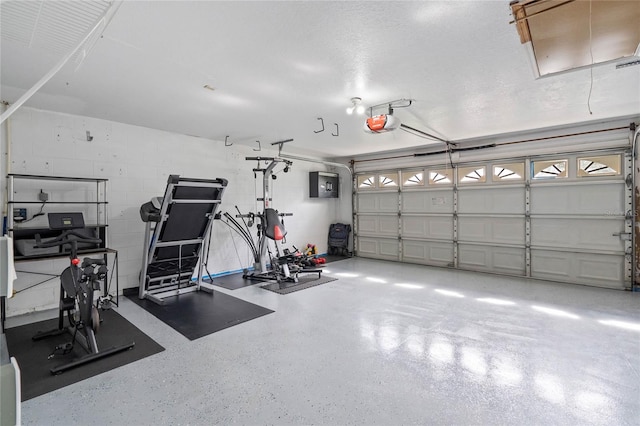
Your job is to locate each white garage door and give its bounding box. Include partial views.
[355,151,632,289]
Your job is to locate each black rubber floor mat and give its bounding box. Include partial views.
[125,289,273,340]
[206,272,257,290]
[260,275,338,295]
[5,309,164,401]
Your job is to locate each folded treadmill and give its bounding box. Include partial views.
[139,175,227,304]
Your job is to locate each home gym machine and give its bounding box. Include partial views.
[224,157,321,284]
[32,212,135,375]
[139,175,228,304]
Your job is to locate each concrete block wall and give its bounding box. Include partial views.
[3,107,350,316]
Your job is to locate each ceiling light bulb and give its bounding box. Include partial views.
[347,97,363,115]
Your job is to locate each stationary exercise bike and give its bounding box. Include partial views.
[32,213,135,374]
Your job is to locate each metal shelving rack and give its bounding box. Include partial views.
[5,174,119,305]
[7,174,108,248]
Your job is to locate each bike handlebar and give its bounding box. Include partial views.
[82,257,106,268]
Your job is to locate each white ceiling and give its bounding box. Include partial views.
[1,0,639,159]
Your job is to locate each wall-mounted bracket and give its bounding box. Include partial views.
[314,118,324,133]
[225,135,233,147]
[253,141,261,151]
[332,123,339,136]
[270,138,294,156]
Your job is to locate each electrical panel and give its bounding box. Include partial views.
[309,171,338,198]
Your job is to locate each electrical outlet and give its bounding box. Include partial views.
[38,190,49,202]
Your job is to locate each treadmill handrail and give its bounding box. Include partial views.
[166,199,222,204]
[154,239,203,247]
[173,178,228,186]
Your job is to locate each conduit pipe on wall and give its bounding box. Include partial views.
[279,153,352,177]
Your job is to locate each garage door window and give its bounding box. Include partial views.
[577,155,621,177]
[358,175,376,189]
[532,159,568,179]
[429,169,453,185]
[402,171,424,187]
[379,173,398,188]
[493,162,525,181]
[458,166,486,183]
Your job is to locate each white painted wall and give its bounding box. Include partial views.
[3,107,352,316]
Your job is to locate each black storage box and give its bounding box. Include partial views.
[309,171,338,198]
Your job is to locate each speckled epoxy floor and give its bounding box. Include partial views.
[9,257,640,425]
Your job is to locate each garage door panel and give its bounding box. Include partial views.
[357,215,398,237]
[459,245,487,268]
[402,240,453,266]
[357,215,377,234]
[530,183,624,215]
[458,217,525,245]
[458,187,524,214]
[531,250,624,288]
[379,239,399,257]
[357,193,378,212]
[357,238,378,256]
[355,150,628,289]
[402,190,454,213]
[358,192,398,213]
[459,244,526,275]
[578,257,624,282]
[531,218,624,252]
[357,237,399,261]
[379,216,399,235]
[402,216,453,240]
[493,250,526,274]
